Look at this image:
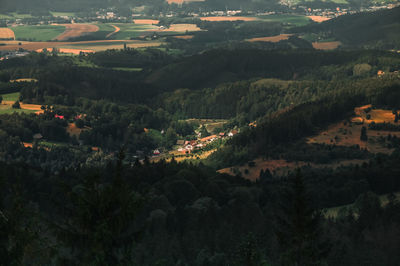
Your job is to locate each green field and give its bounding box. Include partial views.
[0,92,38,114]
[0,12,33,19]
[1,92,19,101]
[0,14,13,19]
[112,67,143,72]
[111,23,159,40]
[0,107,36,114]
[11,25,66,41]
[68,41,130,47]
[70,23,116,40]
[260,14,312,27]
[50,11,76,17]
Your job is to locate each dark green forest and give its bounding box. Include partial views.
[1,5,400,265]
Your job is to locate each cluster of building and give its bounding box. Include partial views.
[174,130,238,154]
[0,51,29,61]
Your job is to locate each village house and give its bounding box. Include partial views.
[228,130,238,137]
[200,134,217,143]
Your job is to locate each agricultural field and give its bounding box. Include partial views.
[166,0,204,4]
[54,24,99,41]
[307,15,332,22]
[112,67,143,72]
[0,39,163,52]
[0,93,42,114]
[0,12,32,19]
[11,25,66,41]
[133,19,160,25]
[259,14,311,27]
[155,24,202,33]
[184,118,227,133]
[106,25,120,38]
[110,23,159,39]
[246,34,292,43]
[200,16,259,22]
[62,40,163,51]
[312,41,341,50]
[50,11,76,17]
[10,78,38,83]
[0,28,15,40]
[284,0,348,5]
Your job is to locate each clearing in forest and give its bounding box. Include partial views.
[307,105,400,154]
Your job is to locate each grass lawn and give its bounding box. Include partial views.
[1,92,20,101]
[11,25,66,41]
[0,107,37,114]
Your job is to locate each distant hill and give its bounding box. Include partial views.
[293,7,400,49]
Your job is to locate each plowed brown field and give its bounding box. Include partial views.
[54,24,99,41]
[0,28,15,40]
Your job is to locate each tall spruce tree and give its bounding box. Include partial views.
[275,170,326,266]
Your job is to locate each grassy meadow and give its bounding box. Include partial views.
[11,25,66,41]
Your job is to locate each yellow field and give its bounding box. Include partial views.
[307,16,331,22]
[0,27,15,40]
[1,100,43,114]
[36,47,94,54]
[54,24,99,41]
[312,41,341,50]
[10,78,38,83]
[246,34,292,43]
[173,35,194,39]
[133,19,160,25]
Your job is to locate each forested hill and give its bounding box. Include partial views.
[146,49,400,90]
[292,6,400,49]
